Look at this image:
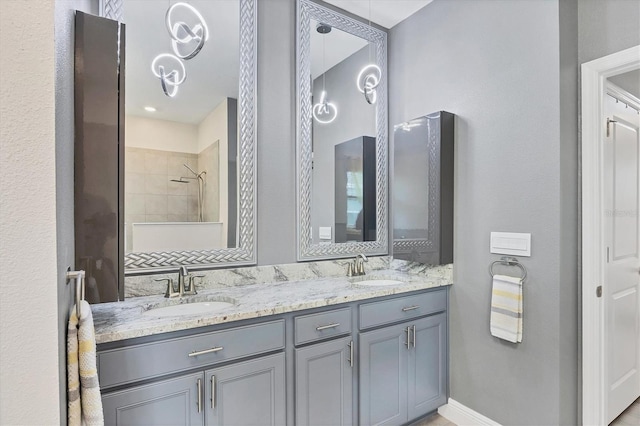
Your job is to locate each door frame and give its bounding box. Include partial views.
[581,45,640,426]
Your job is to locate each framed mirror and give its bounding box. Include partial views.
[101,0,257,273]
[296,0,388,261]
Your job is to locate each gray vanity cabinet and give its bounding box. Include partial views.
[407,313,447,420]
[204,353,285,426]
[359,311,447,425]
[102,372,203,425]
[359,323,409,425]
[295,336,354,425]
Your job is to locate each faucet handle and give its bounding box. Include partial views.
[155,278,178,298]
[184,274,204,295]
[347,262,355,277]
[357,261,366,276]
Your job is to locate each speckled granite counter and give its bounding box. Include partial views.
[92,262,452,344]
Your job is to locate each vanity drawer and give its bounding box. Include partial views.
[98,319,284,389]
[359,289,447,330]
[294,307,352,345]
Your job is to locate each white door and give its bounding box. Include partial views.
[604,87,640,424]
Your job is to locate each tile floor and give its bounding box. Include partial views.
[414,412,456,426]
[611,397,640,426]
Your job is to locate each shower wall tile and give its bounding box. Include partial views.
[126,172,145,194]
[145,174,167,195]
[168,195,188,215]
[126,150,145,173]
[145,194,167,215]
[125,146,215,252]
[126,193,145,215]
[144,151,168,174]
[146,214,168,222]
[188,195,199,217]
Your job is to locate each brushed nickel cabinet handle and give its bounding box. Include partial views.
[405,326,411,349]
[316,323,340,331]
[347,341,354,367]
[197,378,202,413]
[211,375,216,409]
[412,325,416,348]
[188,346,224,357]
[402,305,420,312]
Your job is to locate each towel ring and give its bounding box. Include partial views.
[489,256,527,282]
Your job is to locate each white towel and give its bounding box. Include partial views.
[68,300,104,426]
[490,274,523,343]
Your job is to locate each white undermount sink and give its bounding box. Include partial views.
[143,298,236,317]
[353,279,405,287]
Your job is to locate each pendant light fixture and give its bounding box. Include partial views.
[356,0,381,105]
[165,2,209,60]
[313,23,338,124]
[152,1,209,97]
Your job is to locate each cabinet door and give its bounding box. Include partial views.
[102,372,204,426]
[359,324,409,426]
[295,337,354,426]
[205,353,285,426]
[408,313,447,420]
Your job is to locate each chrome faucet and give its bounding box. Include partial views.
[347,254,368,277]
[156,266,204,298]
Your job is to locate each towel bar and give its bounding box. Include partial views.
[489,256,527,282]
[67,269,86,318]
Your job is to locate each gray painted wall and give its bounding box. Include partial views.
[54,0,98,421]
[311,46,376,243]
[578,0,640,64]
[389,0,575,424]
[256,0,297,265]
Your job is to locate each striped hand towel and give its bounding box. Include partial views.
[68,300,104,426]
[490,274,523,343]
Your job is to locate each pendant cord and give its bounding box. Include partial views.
[322,31,326,92]
[368,0,372,63]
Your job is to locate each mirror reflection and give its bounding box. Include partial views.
[123,0,240,254]
[309,18,378,244]
[297,0,388,261]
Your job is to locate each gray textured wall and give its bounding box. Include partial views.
[389,0,574,424]
[256,0,297,265]
[578,0,640,64]
[54,0,98,421]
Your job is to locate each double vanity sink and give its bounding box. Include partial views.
[92,265,452,426]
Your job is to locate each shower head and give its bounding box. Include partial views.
[170,178,189,184]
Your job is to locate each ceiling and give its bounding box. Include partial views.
[324,0,434,29]
[124,0,239,124]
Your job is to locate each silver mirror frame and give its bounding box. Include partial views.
[102,0,257,273]
[296,0,388,261]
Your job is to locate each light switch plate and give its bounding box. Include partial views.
[319,227,332,240]
[490,232,531,257]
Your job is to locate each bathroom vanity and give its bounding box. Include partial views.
[93,268,450,425]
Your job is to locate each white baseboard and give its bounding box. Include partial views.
[438,398,501,426]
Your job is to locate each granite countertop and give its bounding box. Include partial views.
[92,265,452,344]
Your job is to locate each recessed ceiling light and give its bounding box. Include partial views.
[144,106,157,112]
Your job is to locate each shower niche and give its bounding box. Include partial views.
[392,111,454,265]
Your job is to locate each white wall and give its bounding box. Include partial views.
[126,115,199,153]
[0,0,61,423]
[199,99,229,242]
